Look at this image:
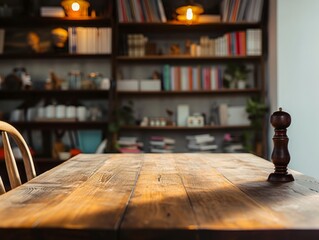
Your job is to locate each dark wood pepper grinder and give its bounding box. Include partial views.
[268,107,294,182]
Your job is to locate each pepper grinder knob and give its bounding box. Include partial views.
[267,107,294,182]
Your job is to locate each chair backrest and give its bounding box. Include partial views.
[0,121,36,194]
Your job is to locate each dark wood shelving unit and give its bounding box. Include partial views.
[118,21,262,32]
[116,55,263,63]
[0,0,268,161]
[117,88,261,97]
[0,17,112,28]
[121,125,252,131]
[0,2,115,156]
[12,121,109,130]
[0,0,116,189]
[115,1,268,156]
[0,53,112,60]
[0,90,110,100]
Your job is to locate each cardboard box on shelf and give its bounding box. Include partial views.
[140,79,161,91]
[117,79,139,91]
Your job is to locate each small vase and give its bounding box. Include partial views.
[237,80,246,89]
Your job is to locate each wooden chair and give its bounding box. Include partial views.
[0,121,36,194]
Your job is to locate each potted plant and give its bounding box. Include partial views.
[223,64,251,89]
[107,100,136,152]
[245,98,268,155]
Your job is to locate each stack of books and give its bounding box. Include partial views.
[222,133,245,153]
[149,136,175,153]
[186,134,218,152]
[40,6,65,17]
[127,34,148,57]
[117,136,144,153]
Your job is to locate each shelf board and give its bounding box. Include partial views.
[116,55,263,63]
[0,90,110,100]
[121,125,252,131]
[118,21,262,32]
[0,17,112,28]
[117,89,261,97]
[0,53,112,60]
[12,121,109,130]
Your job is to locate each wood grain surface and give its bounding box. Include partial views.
[0,153,318,240]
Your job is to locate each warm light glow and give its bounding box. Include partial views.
[186,8,193,20]
[176,2,204,24]
[61,0,90,18]
[71,2,80,12]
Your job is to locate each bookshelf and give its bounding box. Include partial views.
[0,0,269,165]
[114,0,268,156]
[0,0,115,176]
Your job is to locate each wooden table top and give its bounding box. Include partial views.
[0,153,319,240]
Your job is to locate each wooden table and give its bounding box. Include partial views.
[0,153,319,240]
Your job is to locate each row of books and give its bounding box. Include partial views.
[117,0,167,23]
[246,29,262,56]
[191,32,247,57]
[68,27,112,54]
[122,29,261,58]
[210,29,261,57]
[221,0,264,22]
[162,65,225,91]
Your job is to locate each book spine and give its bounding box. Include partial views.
[163,64,170,91]
[120,0,128,22]
[157,0,167,22]
[188,66,193,91]
[116,0,124,22]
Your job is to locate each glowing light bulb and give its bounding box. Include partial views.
[186,7,193,21]
[71,2,80,12]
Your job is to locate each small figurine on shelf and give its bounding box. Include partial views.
[184,39,192,55]
[152,71,161,80]
[169,43,181,55]
[45,71,64,90]
[140,117,149,126]
[166,109,175,126]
